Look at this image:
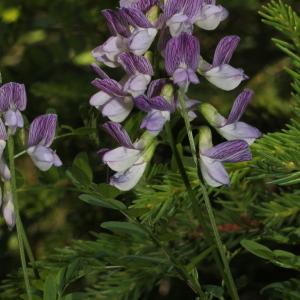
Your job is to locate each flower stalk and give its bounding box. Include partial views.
[177,89,240,300]
[7,135,33,300]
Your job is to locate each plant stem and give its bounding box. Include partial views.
[7,136,33,300]
[177,90,239,300]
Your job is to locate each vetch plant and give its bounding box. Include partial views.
[0,81,62,300]
[89,0,261,299]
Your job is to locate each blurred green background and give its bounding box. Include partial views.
[0,0,298,298]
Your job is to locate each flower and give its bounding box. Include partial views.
[118,52,154,97]
[162,0,202,36]
[27,114,62,171]
[121,7,158,55]
[200,89,261,144]
[0,82,27,133]
[195,0,228,30]
[92,6,157,66]
[165,33,200,89]
[102,122,156,191]
[91,76,134,122]
[92,10,130,67]
[134,79,175,134]
[199,35,248,91]
[199,126,252,187]
[2,183,15,230]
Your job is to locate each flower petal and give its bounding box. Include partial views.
[121,7,153,28]
[103,146,141,172]
[195,4,228,30]
[213,35,240,67]
[129,28,157,55]
[103,122,134,148]
[2,190,15,229]
[204,64,248,91]
[110,160,147,191]
[0,119,7,141]
[101,97,134,122]
[218,122,262,145]
[120,0,158,12]
[119,53,153,75]
[200,156,229,187]
[0,82,27,112]
[124,74,151,97]
[27,145,61,171]
[91,78,126,97]
[165,33,200,74]
[89,91,113,108]
[226,89,254,124]
[102,9,130,37]
[134,95,152,112]
[141,110,170,133]
[203,139,252,162]
[28,114,57,147]
[147,79,167,98]
[90,63,110,79]
[148,96,174,111]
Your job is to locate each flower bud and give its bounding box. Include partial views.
[160,84,174,102]
[200,103,225,127]
[199,126,213,153]
[146,5,160,24]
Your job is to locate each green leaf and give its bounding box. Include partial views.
[79,194,127,210]
[241,240,274,260]
[101,221,148,238]
[73,152,93,183]
[43,274,58,300]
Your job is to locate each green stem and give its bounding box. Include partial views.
[7,137,33,300]
[177,90,239,300]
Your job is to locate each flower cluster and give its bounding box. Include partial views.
[90,0,261,191]
[0,82,62,228]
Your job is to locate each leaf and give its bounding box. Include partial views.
[73,152,93,183]
[79,194,127,210]
[43,274,57,300]
[101,221,149,238]
[241,240,274,260]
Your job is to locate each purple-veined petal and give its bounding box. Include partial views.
[101,97,134,122]
[2,190,15,229]
[103,122,134,148]
[27,145,62,171]
[110,159,147,191]
[102,9,130,37]
[148,96,174,111]
[164,0,203,20]
[103,146,141,172]
[91,78,126,97]
[218,122,262,145]
[120,0,158,12]
[195,4,228,30]
[90,63,110,79]
[165,33,200,75]
[226,89,254,124]
[129,27,157,55]
[134,95,152,112]
[147,79,168,98]
[28,114,57,147]
[204,64,248,91]
[203,139,252,162]
[157,26,172,56]
[119,53,154,75]
[89,91,113,109]
[124,74,151,97]
[0,82,27,112]
[212,35,240,67]
[121,7,153,28]
[141,110,170,133]
[200,156,229,187]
